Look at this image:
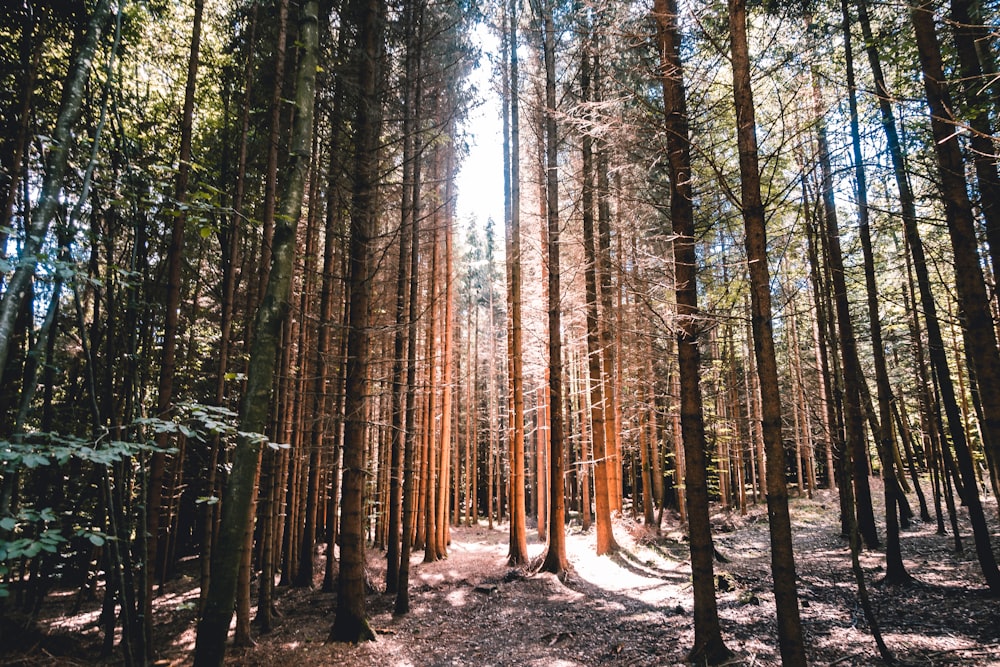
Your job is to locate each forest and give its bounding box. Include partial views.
[1,0,1000,664]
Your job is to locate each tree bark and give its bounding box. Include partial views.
[728,1,807,663]
[538,1,568,577]
[193,2,319,663]
[909,0,1000,593]
[504,0,529,567]
[580,28,618,557]
[654,1,731,661]
[329,0,385,640]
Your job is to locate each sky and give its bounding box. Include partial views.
[455,25,505,236]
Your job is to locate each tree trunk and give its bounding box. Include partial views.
[396,7,424,604]
[538,0,568,577]
[728,1,807,663]
[909,0,1000,593]
[436,159,456,555]
[193,2,319,663]
[856,0,977,533]
[145,1,205,642]
[580,30,618,556]
[810,61,881,550]
[654,1,731,661]
[200,0,258,614]
[503,0,529,567]
[329,0,385,641]
[949,0,1000,278]
[385,0,421,589]
[838,3,910,577]
[423,206,441,561]
[294,157,325,588]
[594,38,621,515]
[638,378,656,527]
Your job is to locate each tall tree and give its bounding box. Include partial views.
[199,0,260,612]
[837,0,910,581]
[856,0,977,547]
[653,0,731,662]
[395,0,426,616]
[504,0,529,567]
[810,66,881,550]
[728,0,807,663]
[580,19,618,558]
[593,15,622,515]
[386,0,420,594]
[0,0,113,381]
[148,0,205,630]
[537,0,568,577]
[329,0,386,641]
[909,0,1000,593]
[192,1,319,663]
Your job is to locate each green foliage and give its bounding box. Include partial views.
[0,402,243,599]
[0,508,64,599]
[1,433,161,470]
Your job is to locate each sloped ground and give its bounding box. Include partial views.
[4,485,1000,666]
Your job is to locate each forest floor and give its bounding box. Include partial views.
[4,484,1000,666]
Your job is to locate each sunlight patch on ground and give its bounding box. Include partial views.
[564,527,689,609]
[46,606,102,633]
[170,624,197,653]
[882,630,1000,663]
[448,533,512,554]
[445,588,468,607]
[46,582,200,637]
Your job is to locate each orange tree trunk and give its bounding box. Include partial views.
[538,1,568,576]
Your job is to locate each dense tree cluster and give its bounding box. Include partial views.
[1,0,999,664]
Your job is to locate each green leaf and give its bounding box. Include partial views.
[21,453,50,469]
[88,533,106,547]
[238,431,268,445]
[0,517,16,531]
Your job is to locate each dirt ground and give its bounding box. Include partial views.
[4,486,1000,666]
